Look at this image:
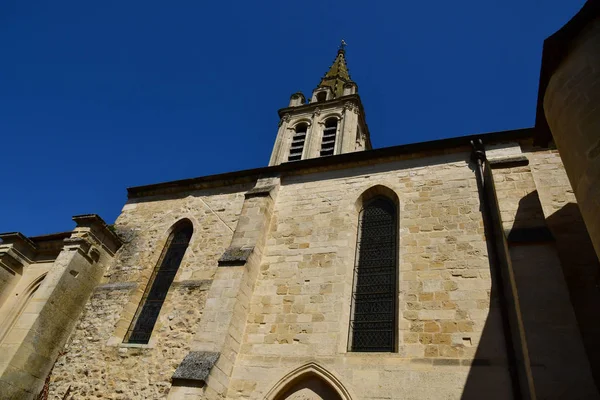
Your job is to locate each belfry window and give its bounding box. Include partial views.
[288,123,308,162]
[349,197,398,352]
[320,118,337,156]
[316,91,327,102]
[124,220,193,344]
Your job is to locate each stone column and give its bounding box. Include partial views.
[306,107,321,160]
[543,17,600,258]
[269,114,291,166]
[340,101,359,154]
[169,177,279,399]
[0,215,122,399]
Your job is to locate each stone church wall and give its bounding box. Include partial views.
[227,151,514,399]
[491,146,598,398]
[47,186,250,399]
[527,147,600,392]
[43,143,599,399]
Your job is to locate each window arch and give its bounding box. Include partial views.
[349,196,398,352]
[288,123,308,162]
[316,91,327,102]
[320,118,337,156]
[124,219,193,344]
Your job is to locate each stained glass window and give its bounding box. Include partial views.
[124,220,193,344]
[349,197,398,352]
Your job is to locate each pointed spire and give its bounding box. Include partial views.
[317,40,354,98]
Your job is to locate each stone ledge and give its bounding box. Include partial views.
[95,282,138,291]
[72,214,123,254]
[172,351,220,382]
[489,155,529,169]
[410,358,509,367]
[173,279,211,289]
[218,246,254,266]
[433,359,461,366]
[245,185,277,199]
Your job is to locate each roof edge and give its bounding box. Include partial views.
[534,0,600,144]
[127,127,535,199]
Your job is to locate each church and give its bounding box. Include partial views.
[1,2,600,399]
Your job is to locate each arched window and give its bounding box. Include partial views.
[320,119,337,156]
[316,91,327,102]
[124,220,193,344]
[349,197,398,352]
[288,123,308,162]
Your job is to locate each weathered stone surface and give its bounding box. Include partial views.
[544,16,600,258]
[245,185,277,198]
[30,142,598,400]
[4,16,600,398]
[488,155,529,169]
[45,188,247,399]
[218,246,254,266]
[172,351,219,382]
[95,281,138,291]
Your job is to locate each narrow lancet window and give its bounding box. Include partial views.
[350,197,397,352]
[320,118,337,156]
[124,220,193,344]
[288,123,308,162]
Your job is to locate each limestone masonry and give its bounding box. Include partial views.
[1,2,600,399]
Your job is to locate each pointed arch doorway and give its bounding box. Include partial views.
[266,363,353,400]
[275,375,342,400]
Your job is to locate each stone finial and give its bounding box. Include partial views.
[289,92,305,107]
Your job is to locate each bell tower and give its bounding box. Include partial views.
[269,41,372,166]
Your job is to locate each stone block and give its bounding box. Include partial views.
[172,351,220,383]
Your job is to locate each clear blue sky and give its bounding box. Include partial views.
[0,0,586,236]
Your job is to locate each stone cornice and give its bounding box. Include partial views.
[0,233,37,272]
[0,232,39,270]
[277,94,364,119]
[72,214,123,255]
[0,232,37,257]
[127,128,536,199]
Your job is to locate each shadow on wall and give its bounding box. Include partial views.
[458,189,518,399]
[461,190,600,399]
[546,202,600,390]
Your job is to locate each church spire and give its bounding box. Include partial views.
[317,40,354,99]
[269,41,370,166]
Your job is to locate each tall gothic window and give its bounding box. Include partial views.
[124,220,193,344]
[288,123,308,162]
[320,118,337,156]
[349,197,398,352]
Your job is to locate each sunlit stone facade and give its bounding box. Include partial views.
[1,3,599,399]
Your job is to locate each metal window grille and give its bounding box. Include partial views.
[320,119,337,156]
[124,222,193,344]
[350,197,397,352]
